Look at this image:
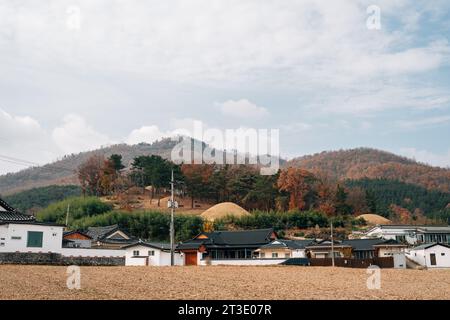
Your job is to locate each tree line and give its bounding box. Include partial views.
[77,154,367,217]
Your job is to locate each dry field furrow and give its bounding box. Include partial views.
[0,265,449,300]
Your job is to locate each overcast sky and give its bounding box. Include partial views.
[1,0,450,175]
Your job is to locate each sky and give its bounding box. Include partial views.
[1,0,450,175]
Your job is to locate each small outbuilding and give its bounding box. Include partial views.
[406,243,450,268]
[123,241,183,266]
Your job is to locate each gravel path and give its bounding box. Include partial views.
[1,265,449,300]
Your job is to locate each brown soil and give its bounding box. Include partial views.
[0,265,449,300]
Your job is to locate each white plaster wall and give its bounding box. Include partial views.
[0,225,7,249]
[292,249,306,258]
[0,224,63,253]
[406,249,426,266]
[411,246,450,268]
[125,245,183,266]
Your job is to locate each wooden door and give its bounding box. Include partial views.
[185,252,197,266]
[430,253,437,266]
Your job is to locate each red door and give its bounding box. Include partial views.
[185,252,197,266]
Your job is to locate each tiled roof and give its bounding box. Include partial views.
[123,241,173,251]
[178,228,276,250]
[86,225,120,241]
[0,198,35,222]
[259,239,314,250]
[342,238,387,251]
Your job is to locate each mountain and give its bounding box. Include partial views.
[0,139,179,195]
[0,137,282,195]
[286,148,450,193]
[1,144,449,196]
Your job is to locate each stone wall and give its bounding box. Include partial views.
[0,252,124,266]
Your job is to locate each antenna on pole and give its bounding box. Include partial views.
[330,220,335,267]
[65,203,71,227]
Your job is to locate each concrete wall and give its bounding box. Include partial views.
[0,252,124,266]
[0,223,64,253]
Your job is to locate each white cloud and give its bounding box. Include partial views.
[218,99,269,118]
[399,148,450,168]
[0,109,57,174]
[396,115,450,129]
[126,125,170,145]
[52,114,112,154]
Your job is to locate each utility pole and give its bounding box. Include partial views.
[65,204,71,227]
[169,169,175,266]
[330,220,335,267]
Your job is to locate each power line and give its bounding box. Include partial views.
[0,154,75,173]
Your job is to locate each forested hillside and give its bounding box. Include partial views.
[2,185,82,214]
[287,148,450,192]
[0,139,179,195]
[345,178,450,221]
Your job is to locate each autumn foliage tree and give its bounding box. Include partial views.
[277,168,316,210]
[78,155,106,196]
[78,154,126,197]
[181,164,214,208]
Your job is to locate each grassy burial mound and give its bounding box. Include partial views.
[201,202,251,221]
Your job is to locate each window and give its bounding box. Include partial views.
[0,243,4,247]
[133,250,140,256]
[52,233,57,237]
[148,250,155,256]
[272,252,278,258]
[260,252,265,258]
[27,231,43,248]
[441,253,445,256]
[11,236,21,240]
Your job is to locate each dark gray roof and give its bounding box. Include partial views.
[411,243,450,250]
[86,225,132,241]
[0,198,35,222]
[342,238,388,251]
[259,239,314,250]
[123,241,173,251]
[178,228,276,250]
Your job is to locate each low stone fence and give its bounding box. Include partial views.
[0,252,124,266]
[309,257,394,268]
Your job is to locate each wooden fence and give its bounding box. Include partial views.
[309,257,394,268]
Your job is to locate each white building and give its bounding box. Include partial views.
[255,240,313,259]
[406,243,450,268]
[364,225,450,245]
[1,198,64,254]
[123,241,184,266]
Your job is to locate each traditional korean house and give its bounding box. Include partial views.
[177,228,278,266]
[0,198,64,254]
[86,224,135,249]
[63,230,92,248]
[255,239,314,259]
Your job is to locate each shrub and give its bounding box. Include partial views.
[36,197,113,225]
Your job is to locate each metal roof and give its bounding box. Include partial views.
[411,243,450,250]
